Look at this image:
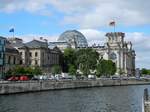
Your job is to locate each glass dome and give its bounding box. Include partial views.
[58,30,88,47]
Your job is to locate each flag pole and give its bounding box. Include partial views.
[109,20,116,33]
[9,28,15,38]
[114,23,115,32]
[13,31,14,38]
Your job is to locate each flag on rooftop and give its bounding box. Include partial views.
[109,21,115,26]
[9,28,14,32]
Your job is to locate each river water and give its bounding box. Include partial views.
[0,85,149,112]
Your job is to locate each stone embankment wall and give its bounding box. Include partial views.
[0,79,150,95]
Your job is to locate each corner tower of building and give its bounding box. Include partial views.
[105,32,135,76]
[106,32,125,46]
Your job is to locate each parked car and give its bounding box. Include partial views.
[111,75,120,80]
[88,75,96,80]
[7,76,19,81]
[33,75,49,80]
[19,75,29,81]
[31,77,39,80]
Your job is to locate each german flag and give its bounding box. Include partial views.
[109,21,115,26]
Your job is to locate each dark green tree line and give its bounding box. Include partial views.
[63,48,117,77]
[6,66,42,76]
[141,68,150,75]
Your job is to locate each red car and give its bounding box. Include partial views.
[8,76,19,81]
[19,76,29,81]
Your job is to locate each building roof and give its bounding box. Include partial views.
[5,41,19,54]
[105,32,125,37]
[0,36,6,40]
[48,41,70,49]
[11,42,25,48]
[25,39,48,48]
[8,37,23,41]
[49,41,68,45]
[58,30,88,47]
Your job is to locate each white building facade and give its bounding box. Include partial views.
[92,32,135,76]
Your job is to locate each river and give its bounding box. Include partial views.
[0,85,149,112]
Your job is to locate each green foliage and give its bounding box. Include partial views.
[6,66,42,76]
[63,48,77,72]
[76,48,99,76]
[6,69,14,76]
[68,64,76,76]
[32,66,42,75]
[141,68,150,75]
[12,66,26,75]
[96,59,116,77]
[25,67,33,75]
[107,60,116,76]
[51,65,61,75]
[96,59,104,77]
[63,48,117,77]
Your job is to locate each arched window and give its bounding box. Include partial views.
[35,52,38,57]
[29,52,32,57]
[20,60,23,64]
[13,57,16,64]
[35,60,38,65]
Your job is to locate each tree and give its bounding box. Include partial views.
[96,59,104,77]
[149,70,150,75]
[106,60,116,76]
[68,64,76,76]
[6,69,13,76]
[6,66,43,76]
[25,67,34,75]
[32,66,42,75]
[96,59,116,77]
[141,68,149,75]
[63,48,77,72]
[51,65,61,75]
[12,66,26,75]
[76,48,99,76]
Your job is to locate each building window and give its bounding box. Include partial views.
[20,52,22,56]
[29,60,32,65]
[0,53,2,59]
[29,52,32,57]
[35,52,38,57]
[35,60,38,65]
[20,60,23,64]
[13,57,16,64]
[8,56,11,64]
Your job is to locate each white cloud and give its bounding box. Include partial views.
[79,29,105,45]
[0,0,150,27]
[17,34,58,43]
[59,0,150,28]
[126,33,150,68]
[0,0,51,15]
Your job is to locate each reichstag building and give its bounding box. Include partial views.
[49,30,135,75]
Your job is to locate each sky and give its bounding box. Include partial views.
[0,0,150,68]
